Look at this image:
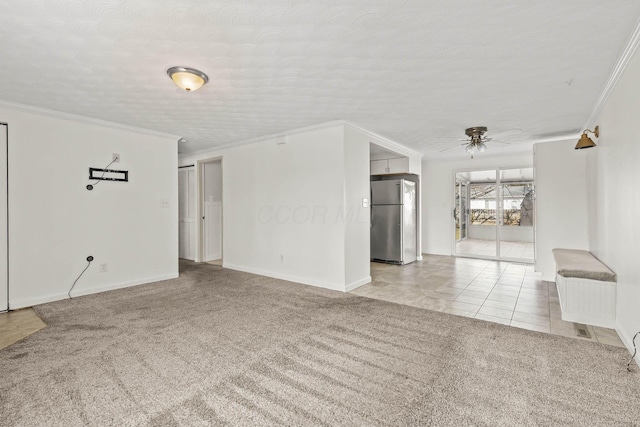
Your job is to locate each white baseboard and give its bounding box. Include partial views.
[10,273,179,310]
[223,263,345,292]
[417,255,423,261]
[345,276,371,292]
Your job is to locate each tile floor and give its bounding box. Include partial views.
[351,254,624,347]
[456,238,535,260]
[0,308,47,350]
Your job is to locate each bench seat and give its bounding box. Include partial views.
[552,249,616,328]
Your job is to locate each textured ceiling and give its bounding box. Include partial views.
[1,1,639,156]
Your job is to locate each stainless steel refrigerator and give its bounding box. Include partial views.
[370,179,417,264]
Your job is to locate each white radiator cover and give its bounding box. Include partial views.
[556,275,616,328]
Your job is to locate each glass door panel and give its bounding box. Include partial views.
[499,168,535,262]
[455,170,497,258]
[460,183,468,240]
[454,181,469,242]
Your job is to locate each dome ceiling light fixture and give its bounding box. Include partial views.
[167,66,209,92]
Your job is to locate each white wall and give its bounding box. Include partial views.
[179,121,422,291]
[223,125,347,290]
[422,153,533,256]
[587,42,640,352]
[1,105,178,309]
[534,140,589,281]
[344,126,374,290]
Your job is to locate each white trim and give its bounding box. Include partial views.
[416,255,423,261]
[181,120,422,160]
[0,100,180,141]
[585,16,640,128]
[223,262,345,292]
[345,276,372,292]
[10,273,179,310]
[345,121,423,158]
[182,120,348,157]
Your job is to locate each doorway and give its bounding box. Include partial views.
[454,167,534,262]
[199,159,222,264]
[0,124,7,311]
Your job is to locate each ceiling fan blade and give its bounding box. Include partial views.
[439,143,467,152]
[491,139,511,145]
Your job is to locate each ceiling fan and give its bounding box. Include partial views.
[462,126,491,155]
[440,126,511,157]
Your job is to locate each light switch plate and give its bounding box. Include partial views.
[362,198,368,208]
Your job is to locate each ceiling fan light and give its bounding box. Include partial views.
[478,142,487,152]
[167,66,209,92]
[465,144,475,153]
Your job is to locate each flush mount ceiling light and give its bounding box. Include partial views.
[167,66,209,92]
[575,125,599,149]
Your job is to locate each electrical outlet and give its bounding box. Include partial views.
[100,263,108,273]
[280,254,284,263]
[112,153,120,163]
[160,199,169,208]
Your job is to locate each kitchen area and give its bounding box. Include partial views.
[368,143,421,266]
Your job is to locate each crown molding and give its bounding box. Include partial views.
[344,121,423,158]
[181,119,423,159]
[0,100,180,141]
[585,16,640,128]
[181,120,349,157]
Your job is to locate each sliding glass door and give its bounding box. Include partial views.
[454,168,534,262]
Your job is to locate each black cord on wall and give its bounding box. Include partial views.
[86,159,116,190]
[68,256,93,299]
[627,331,639,372]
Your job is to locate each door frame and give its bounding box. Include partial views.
[452,166,535,263]
[0,123,8,312]
[178,165,197,261]
[196,156,223,263]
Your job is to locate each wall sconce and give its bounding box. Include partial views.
[575,126,599,149]
[167,67,209,92]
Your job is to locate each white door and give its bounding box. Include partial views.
[0,125,7,311]
[203,201,222,261]
[178,168,196,260]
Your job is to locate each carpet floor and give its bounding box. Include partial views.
[1,261,639,426]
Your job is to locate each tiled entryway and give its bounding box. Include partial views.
[351,254,624,347]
